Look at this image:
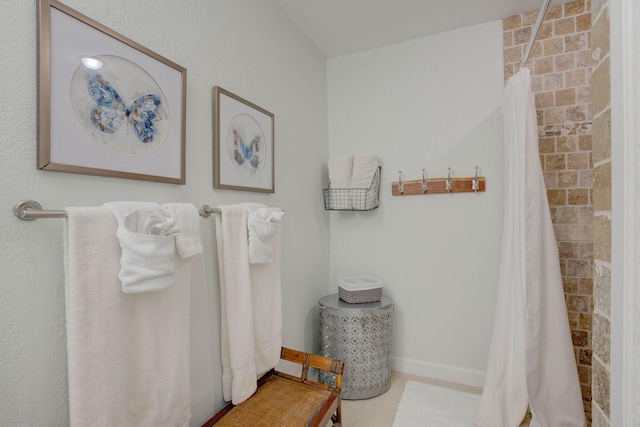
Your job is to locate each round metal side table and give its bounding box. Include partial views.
[318,294,394,400]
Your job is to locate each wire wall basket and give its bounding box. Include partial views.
[323,167,381,211]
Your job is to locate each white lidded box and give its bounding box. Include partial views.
[338,276,383,304]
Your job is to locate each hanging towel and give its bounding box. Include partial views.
[64,207,191,427]
[162,203,203,258]
[350,154,379,188]
[242,202,285,264]
[104,202,176,294]
[475,67,585,427]
[104,201,161,224]
[328,154,354,188]
[215,205,282,405]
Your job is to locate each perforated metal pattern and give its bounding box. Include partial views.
[318,295,394,400]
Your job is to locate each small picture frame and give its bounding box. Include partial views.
[37,0,187,184]
[213,86,274,193]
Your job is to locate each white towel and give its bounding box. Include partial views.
[215,205,282,405]
[104,201,161,224]
[350,154,379,188]
[104,202,176,294]
[162,203,203,258]
[64,207,191,427]
[124,209,179,235]
[328,154,354,188]
[242,203,284,264]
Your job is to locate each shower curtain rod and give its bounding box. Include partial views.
[13,200,252,221]
[520,0,552,69]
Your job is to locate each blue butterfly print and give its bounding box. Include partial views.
[86,72,162,144]
[232,127,260,170]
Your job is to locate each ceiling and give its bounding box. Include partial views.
[276,0,574,57]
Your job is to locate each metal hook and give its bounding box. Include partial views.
[421,168,428,193]
[446,167,453,193]
[398,170,404,194]
[472,166,480,192]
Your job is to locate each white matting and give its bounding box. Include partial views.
[392,381,482,427]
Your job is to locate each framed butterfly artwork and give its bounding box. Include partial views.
[213,86,275,193]
[37,0,187,184]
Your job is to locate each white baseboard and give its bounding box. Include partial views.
[391,356,486,388]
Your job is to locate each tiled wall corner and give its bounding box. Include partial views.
[504,0,594,424]
[590,0,611,425]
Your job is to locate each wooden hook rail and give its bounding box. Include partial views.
[391,176,485,196]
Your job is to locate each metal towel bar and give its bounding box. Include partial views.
[13,200,221,221]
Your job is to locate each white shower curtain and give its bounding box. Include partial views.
[475,67,585,427]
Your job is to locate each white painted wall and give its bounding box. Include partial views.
[0,1,328,426]
[327,21,505,387]
[609,0,639,423]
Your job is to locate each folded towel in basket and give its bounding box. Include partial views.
[350,154,379,188]
[328,154,354,188]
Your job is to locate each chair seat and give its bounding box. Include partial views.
[213,375,333,426]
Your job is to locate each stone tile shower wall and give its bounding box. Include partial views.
[503,0,593,424]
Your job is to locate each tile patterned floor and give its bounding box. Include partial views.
[326,372,483,427]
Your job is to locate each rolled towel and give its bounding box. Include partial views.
[104,202,176,294]
[242,203,284,264]
[125,210,178,235]
[115,226,176,293]
[105,201,160,224]
[350,154,379,188]
[328,154,354,188]
[162,203,203,259]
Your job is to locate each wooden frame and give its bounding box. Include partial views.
[37,0,187,184]
[213,86,274,193]
[202,347,344,427]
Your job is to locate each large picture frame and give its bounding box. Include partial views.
[213,86,274,193]
[37,0,187,184]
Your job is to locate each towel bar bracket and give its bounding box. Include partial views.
[199,204,214,218]
[13,200,47,221]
